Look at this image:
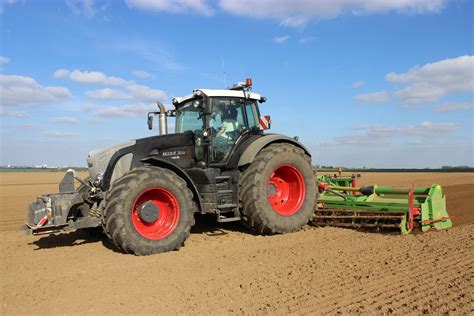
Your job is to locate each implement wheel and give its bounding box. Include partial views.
[103,166,195,255]
[240,143,316,234]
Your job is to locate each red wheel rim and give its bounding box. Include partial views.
[131,187,180,240]
[268,164,306,216]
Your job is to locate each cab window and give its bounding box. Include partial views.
[176,101,204,133]
[245,101,259,129]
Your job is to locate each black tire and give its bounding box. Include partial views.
[103,166,196,255]
[240,143,316,234]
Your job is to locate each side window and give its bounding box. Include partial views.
[245,101,259,128]
[236,106,244,126]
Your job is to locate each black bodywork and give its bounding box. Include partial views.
[100,130,287,221]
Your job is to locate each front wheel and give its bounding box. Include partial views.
[240,143,316,234]
[103,166,196,255]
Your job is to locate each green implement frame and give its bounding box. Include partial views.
[313,175,452,234]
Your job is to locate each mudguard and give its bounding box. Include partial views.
[237,134,311,167]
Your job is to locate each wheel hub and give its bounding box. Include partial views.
[268,184,277,196]
[138,202,160,224]
[131,187,180,240]
[267,164,306,216]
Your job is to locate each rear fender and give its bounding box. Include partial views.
[237,134,311,167]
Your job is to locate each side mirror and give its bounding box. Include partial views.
[147,113,153,130]
[259,115,271,130]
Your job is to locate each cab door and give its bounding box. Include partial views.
[209,98,247,163]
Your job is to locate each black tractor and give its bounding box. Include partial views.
[23,79,317,255]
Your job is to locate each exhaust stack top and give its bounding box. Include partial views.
[156,101,167,135]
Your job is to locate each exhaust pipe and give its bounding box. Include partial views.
[157,101,167,135]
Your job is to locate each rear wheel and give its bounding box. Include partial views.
[240,143,316,234]
[104,166,196,255]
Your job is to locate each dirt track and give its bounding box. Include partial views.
[1,172,473,314]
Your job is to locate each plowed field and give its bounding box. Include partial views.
[1,172,473,314]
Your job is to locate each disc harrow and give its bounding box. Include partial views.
[312,174,452,234]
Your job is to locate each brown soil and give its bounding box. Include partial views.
[0,172,473,314]
[444,184,474,225]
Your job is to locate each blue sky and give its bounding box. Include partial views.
[0,0,473,168]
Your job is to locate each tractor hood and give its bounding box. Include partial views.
[87,132,195,188]
[87,140,136,183]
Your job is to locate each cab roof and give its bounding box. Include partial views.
[172,88,264,105]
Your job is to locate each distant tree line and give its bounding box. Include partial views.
[314,165,473,172]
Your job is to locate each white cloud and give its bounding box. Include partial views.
[0,56,10,65]
[50,116,80,124]
[0,74,72,107]
[69,69,167,101]
[0,108,27,117]
[85,88,132,100]
[126,0,213,16]
[81,103,95,112]
[280,16,309,28]
[70,69,107,84]
[356,121,459,137]
[132,70,155,79]
[322,121,459,146]
[44,130,80,137]
[65,0,107,17]
[352,80,365,88]
[353,91,389,103]
[93,103,157,117]
[88,117,105,124]
[386,55,474,104]
[127,83,167,101]
[434,102,474,112]
[69,70,127,85]
[298,36,315,44]
[53,69,71,79]
[218,0,445,27]
[0,0,19,14]
[273,35,290,44]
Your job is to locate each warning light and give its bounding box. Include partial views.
[246,78,252,87]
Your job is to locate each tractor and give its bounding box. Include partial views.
[23,79,453,255]
[23,79,317,255]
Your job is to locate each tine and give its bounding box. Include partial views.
[310,209,405,232]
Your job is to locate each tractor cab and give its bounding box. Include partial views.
[148,78,269,163]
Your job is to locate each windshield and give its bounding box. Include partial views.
[176,100,204,133]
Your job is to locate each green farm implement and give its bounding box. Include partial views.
[312,174,452,234]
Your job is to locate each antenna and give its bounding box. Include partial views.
[221,56,227,88]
